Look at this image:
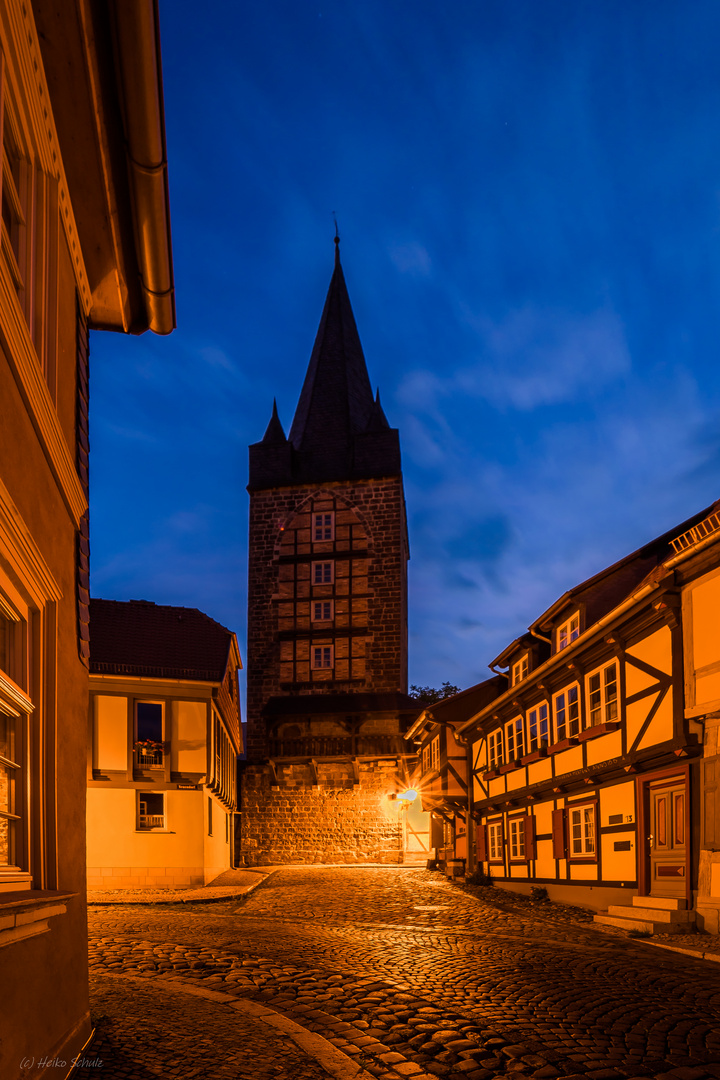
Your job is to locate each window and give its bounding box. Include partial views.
[557,613,580,651]
[1,113,27,303]
[422,743,431,774]
[528,703,549,752]
[138,792,165,830]
[554,685,580,741]
[313,512,334,542]
[505,716,524,761]
[511,654,529,685]
[208,796,213,836]
[568,803,596,857]
[430,735,440,771]
[587,661,618,727]
[312,561,334,585]
[488,729,503,769]
[0,587,29,875]
[488,821,504,861]
[135,702,164,768]
[509,817,526,860]
[312,645,333,669]
[210,713,237,810]
[312,600,333,622]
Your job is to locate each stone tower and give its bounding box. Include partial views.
[240,240,422,866]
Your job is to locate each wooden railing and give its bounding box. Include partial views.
[268,734,409,758]
[138,814,164,829]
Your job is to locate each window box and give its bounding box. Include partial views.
[482,768,499,781]
[577,722,619,743]
[521,748,547,765]
[499,761,521,774]
[548,736,579,754]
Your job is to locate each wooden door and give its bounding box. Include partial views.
[649,778,687,898]
[403,799,430,858]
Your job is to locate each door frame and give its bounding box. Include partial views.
[636,764,690,905]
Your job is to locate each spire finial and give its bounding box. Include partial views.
[332,212,340,262]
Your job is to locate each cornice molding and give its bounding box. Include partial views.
[0,476,62,603]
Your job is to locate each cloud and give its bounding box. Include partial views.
[388,241,433,278]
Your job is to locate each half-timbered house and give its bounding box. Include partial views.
[460,500,720,934]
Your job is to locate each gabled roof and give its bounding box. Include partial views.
[530,498,720,635]
[89,598,236,682]
[406,675,506,740]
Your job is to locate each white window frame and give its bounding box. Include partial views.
[553,684,580,741]
[586,661,618,728]
[528,702,549,752]
[557,612,580,651]
[0,577,31,880]
[311,644,333,670]
[488,820,504,862]
[312,561,334,585]
[511,654,529,686]
[430,735,440,771]
[138,791,166,831]
[421,743,430,774]
[508,816,526,861]
[488,729,503,769]
[312,599,334,622]
[313,512,335,542]
[568,802,596,858]
[134,701,165,769]
[505,715,524,761]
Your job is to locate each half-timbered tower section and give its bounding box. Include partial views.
[459,500,720,934]
[241,241,421,866]
[406,678,505,876]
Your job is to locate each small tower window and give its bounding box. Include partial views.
[312,645,333,669]
[312,562,334,585]
[313,513,334,541]
[312,600,333,621]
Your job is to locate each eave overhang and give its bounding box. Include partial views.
[32,0,175,335]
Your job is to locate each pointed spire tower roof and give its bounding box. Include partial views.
[249,238,401,489]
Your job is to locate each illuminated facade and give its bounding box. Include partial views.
[241,240,424,865]
[452,500,720,934]
[0,0,173,1074]
[87,600,242,890]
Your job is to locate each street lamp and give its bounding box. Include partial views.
[396,788,418,811]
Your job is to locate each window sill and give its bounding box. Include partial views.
[0,890,76,950]
[521,749,548,764]
[498,761,522,775]
[577,722,620,743]
[482,769,499,780]
[134,829,176,834]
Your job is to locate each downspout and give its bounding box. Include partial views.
[111,0,175,334]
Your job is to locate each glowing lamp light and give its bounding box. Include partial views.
[396,788,418,810]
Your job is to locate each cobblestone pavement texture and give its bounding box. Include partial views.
[87,867,720,1080]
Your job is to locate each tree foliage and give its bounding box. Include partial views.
[408,681,461,705]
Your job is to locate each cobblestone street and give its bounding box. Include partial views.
[84,867,720,1080]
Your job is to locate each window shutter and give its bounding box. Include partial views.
[703,757,720,850]
[476,821,487,862]
[524,814,537,860]
[552,808,566,859]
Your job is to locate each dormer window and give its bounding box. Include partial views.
[557,612,580,651]
[511,654,529,685]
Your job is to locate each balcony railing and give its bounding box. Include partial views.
[136,747,164,769]
[268,734,409,759]
[138,814,165,829]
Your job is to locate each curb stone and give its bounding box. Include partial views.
[98,971,375,1080]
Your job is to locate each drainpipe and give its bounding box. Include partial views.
[111,0,175,334]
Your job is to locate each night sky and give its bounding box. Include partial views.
[89,1,720,699]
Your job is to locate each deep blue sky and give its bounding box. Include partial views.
[89,0,720,697]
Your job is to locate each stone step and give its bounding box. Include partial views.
[609,904,694,924]
[631,894,686,910]
[594,913,684,935]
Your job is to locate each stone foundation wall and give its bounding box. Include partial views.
[239,760,403,866]
[87,867,205,890]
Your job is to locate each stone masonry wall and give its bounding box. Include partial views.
[239,761,403,866]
